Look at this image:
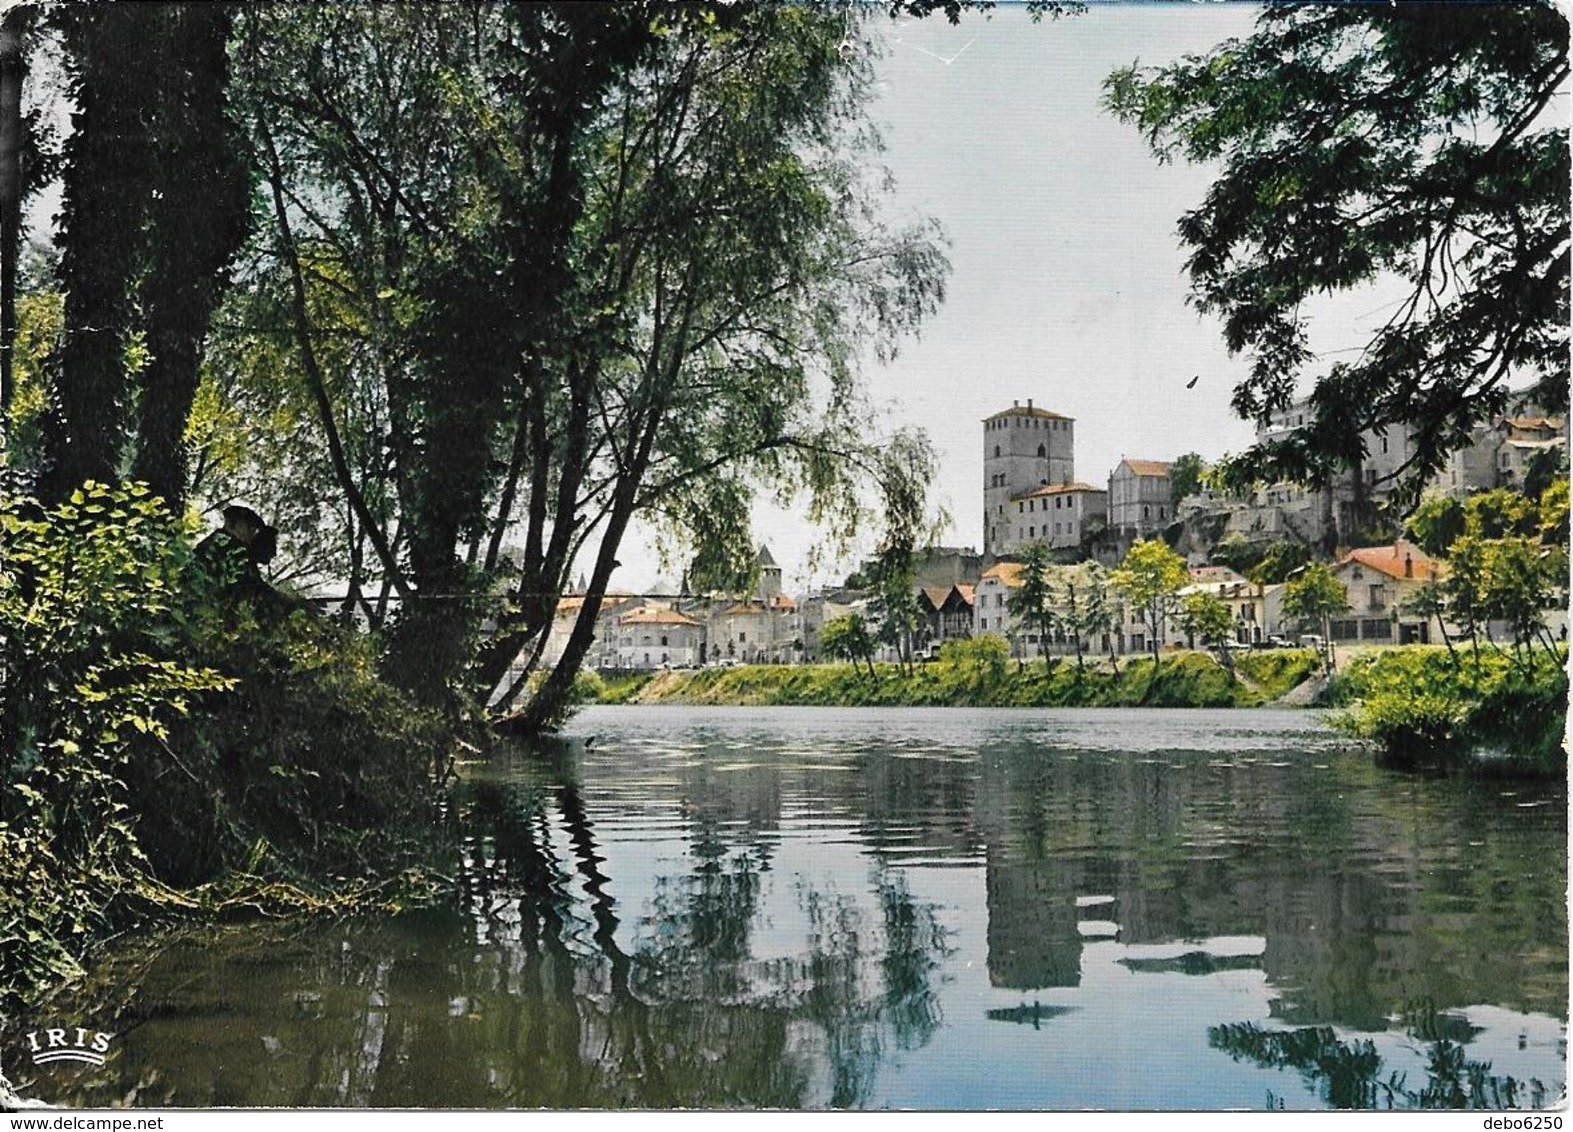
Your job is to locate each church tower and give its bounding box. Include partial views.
[982,399,1075,556]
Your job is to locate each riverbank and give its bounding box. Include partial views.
[1324,645,1568,775]
[590,644,1568,776]
[592,647,1322,709]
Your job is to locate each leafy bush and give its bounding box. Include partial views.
[0,483,449,1010]
[1330,647,1567,773]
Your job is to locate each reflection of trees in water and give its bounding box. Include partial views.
[1209,1022,1548,1110]
[454,772,955,1108]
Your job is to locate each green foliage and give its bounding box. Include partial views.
[1523,446,1567,500]
[820,613,877,676]
[1407,493,1467,558]
[1538,478,1569,547]
[1329,647,1567,774]
[1106,5,1569,505]
[0,482,448,1010]
[1249,541,1310,586]
[1169,452,1207,505]
[1110,538,1188,663]
[938,635,1009,685]
[611,644,1314,710]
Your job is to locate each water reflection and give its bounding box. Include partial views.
[10,707,1565,1110]
[1211,1021,1550,1110]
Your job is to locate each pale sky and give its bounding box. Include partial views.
[617,3,1283,593]
[611,1,1563,594]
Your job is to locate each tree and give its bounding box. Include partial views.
[1401,578,1457,665]
[38,4,248,509]
[1178,589,1235,674]
[222,5,948,725]
[1008,542,1058,668]
[1406,493,1468,559]
[1281,563,1349,672]
[867,430,946,675]
[1442,535,1491,661]
[1539,479,1569,548]
[1169,452,1207,507]
[1248,541,1310,587]
[1464,488,1540,542]
[1110,538,1187,668]
[821,613,876,680]
[1107,6,1569,507]
[1078,561,1121,676]
[1523,444,1568,500]
[1480,537,1562,668]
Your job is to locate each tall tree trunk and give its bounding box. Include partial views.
[133,4,250,511]
[0,6,24,437]
[42,4,156,501]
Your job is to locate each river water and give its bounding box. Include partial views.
[11,707,1567,1110]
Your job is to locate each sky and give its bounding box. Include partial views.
[611,2,1397,595]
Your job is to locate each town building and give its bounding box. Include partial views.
[702,544,800,664]
[1172,565,1268,646]
[1108,458,1174,537]
[607,607,704,668]
[917,582,976,650]
[983,401,1076,557]
[1323,540,1440,646]
[1006,482,1107,552]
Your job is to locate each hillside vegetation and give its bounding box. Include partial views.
[596,643,1321,709]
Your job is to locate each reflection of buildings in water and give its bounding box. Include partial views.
[983,851,1083,988]
[970,746,1566,1030]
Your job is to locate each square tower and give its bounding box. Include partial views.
[983,400,1075,556]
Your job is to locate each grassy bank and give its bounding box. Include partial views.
[0,486,452,1015]
[593,646,1321,709]
[1325,645,1568,775]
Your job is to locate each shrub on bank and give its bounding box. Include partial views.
[1328,646,1567,774]
[0,484,448,1011]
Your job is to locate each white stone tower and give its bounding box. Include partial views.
[983,399,1075,556]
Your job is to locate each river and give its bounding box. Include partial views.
[11,707,1566,1110]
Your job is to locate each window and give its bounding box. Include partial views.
[660,634,668,647]
[1143,505,1150,519]
[739,632,746,643]
[1018,502,1023,513]
[1029,526,1035,538]
[994,445,1001,459]
[1037,443,1046,457]
[1380,436,1389,455]
[981,617,988,630]
[1056,496,1062,509]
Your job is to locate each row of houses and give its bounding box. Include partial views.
[535,534,1534,676]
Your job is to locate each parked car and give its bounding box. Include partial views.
[1299,634,1325,650]
[1266,635,1296,649]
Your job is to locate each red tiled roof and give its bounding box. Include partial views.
[1012,482,1104,501]
[1337,541,1440,583]
[980,561,1025,587]
[620,608,700,627]
[1118,459,1173,478]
